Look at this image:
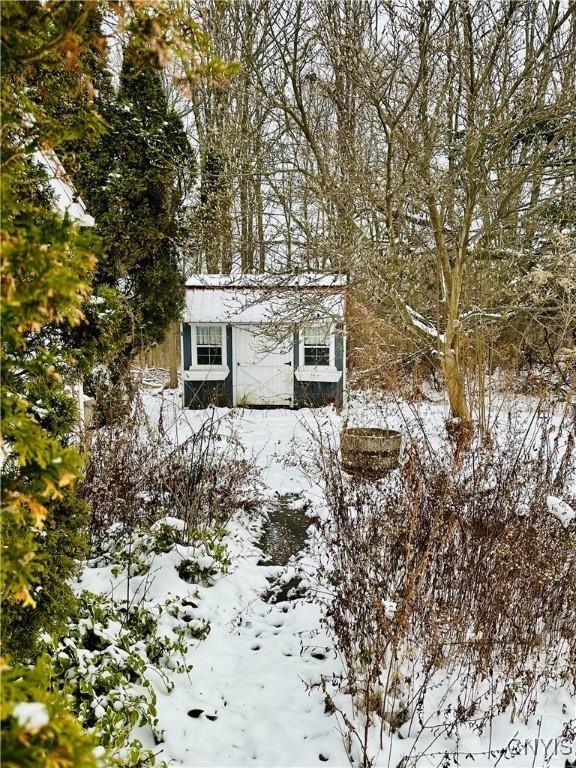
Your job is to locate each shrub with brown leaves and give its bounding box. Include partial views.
[315,402,575,765]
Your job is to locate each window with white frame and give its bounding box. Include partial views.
[195,325,223,365]
[303,326,330,366]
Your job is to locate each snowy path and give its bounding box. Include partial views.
[148,401,350,767]
[158,554,347,767]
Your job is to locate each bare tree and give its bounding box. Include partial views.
[174,0,575,423]
[356,1,575,424]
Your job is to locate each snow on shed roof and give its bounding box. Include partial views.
[184,273,347,324]
[34,150,95,227]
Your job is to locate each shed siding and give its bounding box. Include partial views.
[182,323,234,408]
[294,331,344,409]
[183,381,230,408]
[183,325,344,410]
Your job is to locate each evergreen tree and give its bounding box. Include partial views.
[1,0,104,649]
[94,36,195,356]
[1,2,104,763]
[1,3,224,761]
[1,2,127,662]
[52,14,195,362]
[56,6,118,222]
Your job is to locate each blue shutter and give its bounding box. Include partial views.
[182,323,192,370]
[293,330,300,368]
[335,333,344,371]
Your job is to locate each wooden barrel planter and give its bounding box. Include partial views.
[341,427,402,478]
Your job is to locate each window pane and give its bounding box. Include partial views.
[196,326,221,346]
[196,326,222,366]
[304,346,330,366]
[303,326,329,345]
[303,326,330,366]
[197,346,222,365]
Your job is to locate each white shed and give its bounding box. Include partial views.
[181,273,347,409]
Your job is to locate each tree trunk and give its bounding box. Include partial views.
[442,348,470,425]
[168,322,179,389]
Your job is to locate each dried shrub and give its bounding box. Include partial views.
[346,294,439,394]
[80,394,261,551]
[314,402,576,764]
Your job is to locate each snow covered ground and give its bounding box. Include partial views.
[146,398,347,766]
[76,387,575,768]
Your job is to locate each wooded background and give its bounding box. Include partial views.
[160,1,576,421]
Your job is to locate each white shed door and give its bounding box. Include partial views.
[234,326,293,406]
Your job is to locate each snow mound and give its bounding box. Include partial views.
[547,495,575,527]
[12,702,49,731]
[152,516,187,532]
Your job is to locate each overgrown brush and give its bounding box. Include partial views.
[64,391,264,766]
[314,402,576,766]
[81,393,261,551]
